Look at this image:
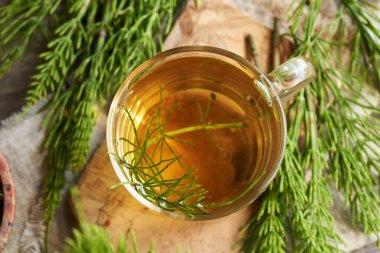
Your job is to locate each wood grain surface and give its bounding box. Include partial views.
[0,51,41,120]
[76,0,273,252]
[77,142,259,252]
[164,0,273,73]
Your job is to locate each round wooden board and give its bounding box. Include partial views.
[76,0,278,252]
[77,142,260,252]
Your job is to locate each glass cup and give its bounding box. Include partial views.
[107,46,315,220]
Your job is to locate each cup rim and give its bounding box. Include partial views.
[107,45,287,220]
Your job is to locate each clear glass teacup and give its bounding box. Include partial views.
[107,46,315,220]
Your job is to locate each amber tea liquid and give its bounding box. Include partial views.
[119,55,283,207]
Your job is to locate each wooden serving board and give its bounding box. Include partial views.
[76,0,275,252]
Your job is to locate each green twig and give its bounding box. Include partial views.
[115,92,249,217]
[147,122,244,146]
[245,34,261,69]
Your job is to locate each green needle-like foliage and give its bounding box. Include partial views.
[0,0,61,78]
[0,0,187,249]
[114,91,248,218]
[25,0,89,111]
[341,0,380,87]
[242,0,380,252]
[1,0,379,251]
[241,183,286,253]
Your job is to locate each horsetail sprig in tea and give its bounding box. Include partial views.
[114,91,249,218]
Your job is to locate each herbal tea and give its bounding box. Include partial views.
[115,55,283,216]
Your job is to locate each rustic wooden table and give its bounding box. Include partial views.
[0,52,40,120]
[0,0,378,252]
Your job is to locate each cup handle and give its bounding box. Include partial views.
[268,56,316,103]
